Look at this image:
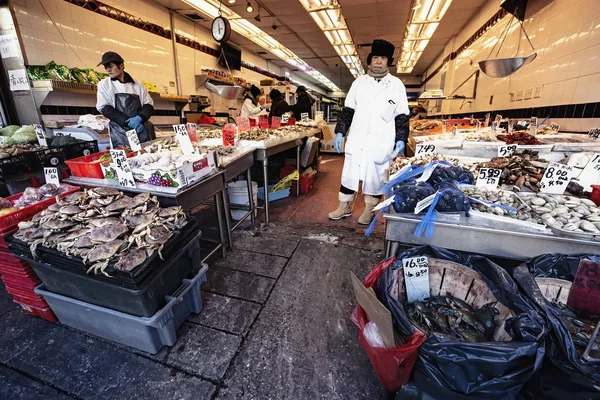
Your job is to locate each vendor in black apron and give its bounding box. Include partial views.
[95,51,155,148]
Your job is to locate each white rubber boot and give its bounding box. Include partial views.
[358,195,380,225]
[328,192,355,220]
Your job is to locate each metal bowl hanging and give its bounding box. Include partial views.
[478,0,537,78]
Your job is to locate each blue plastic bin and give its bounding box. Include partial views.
[257,184,291,202]
[34,265,208,354]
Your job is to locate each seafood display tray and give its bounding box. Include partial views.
[9,230,202,317]
[35,265,208,354]
[549,225,600,241]
[6,219,199,288]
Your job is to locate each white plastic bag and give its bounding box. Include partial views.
[364,321,386,348]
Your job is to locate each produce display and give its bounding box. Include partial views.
[11,185,68,208]
[14,188,186,277]
[1,125,37,145]
[497,132,542,145]
[27,62,108,84]
[0,143,45,159]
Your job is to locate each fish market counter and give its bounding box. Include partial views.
[384,212,600,260]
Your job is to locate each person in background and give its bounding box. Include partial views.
[328,39,410,225]
[268,89,291,119]
[241,84,266,118]
[96,51,155,148]
[292,86,314,119]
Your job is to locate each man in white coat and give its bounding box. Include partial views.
[328,39,410,225]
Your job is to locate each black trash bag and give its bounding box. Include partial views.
[391,181,436,214]
[513,255,600,399]
[378,245,547,399]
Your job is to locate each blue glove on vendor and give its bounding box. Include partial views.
[125,115,143,130]
[334,132,344,153]
[395,140,405,155]
[136,124,145,134]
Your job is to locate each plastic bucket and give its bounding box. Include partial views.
[228,180,258,220]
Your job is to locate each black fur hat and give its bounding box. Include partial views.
[367,39,395,67]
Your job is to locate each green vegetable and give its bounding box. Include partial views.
[48,135,82,146]
[6,125,37,145]
[70,68,90,84]
[0,125,21,137]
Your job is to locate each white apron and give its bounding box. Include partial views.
[341,74,409,195]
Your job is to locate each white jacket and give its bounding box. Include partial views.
[240,97,263,118]
[96,76,153,112]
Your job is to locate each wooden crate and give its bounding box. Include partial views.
[535,277,572,303]
[389,258,516,341]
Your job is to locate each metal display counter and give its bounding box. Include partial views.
[65,171,227,262]
[384,213,600,260]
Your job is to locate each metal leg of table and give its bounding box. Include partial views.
[247,168,256,226]
[214,192,227,257]
[221,187,233,249]
[385,240,392,259]
[296,145,300,197]
[263,158,269,226]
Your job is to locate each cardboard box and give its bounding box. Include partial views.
[321,137,345,153]
[131,151,216,190]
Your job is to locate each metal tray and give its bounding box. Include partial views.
[549,225,600,241]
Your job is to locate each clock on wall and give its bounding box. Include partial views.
[212,16,231,43]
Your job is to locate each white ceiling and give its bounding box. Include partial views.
[154,0,490,91]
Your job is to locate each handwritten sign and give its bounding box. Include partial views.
[301,112,309,123]
[498,144,517,158]
[508,118,514,134]
[403,256,430,303]
[540,162,575,195]
[222,123,236,147]
[452,125,457,136]
[271,116,281,128]
[44,167,60,186]
[550,123,560,133]
[259,115,269,129]
[236,116,250,132]
[577,153,600,190]
[589,128,600,140]
[8,69,29,91]
[281,113,290,124]
[476,168,501,190]
[441,120,447,134]
[495,114,502,122]
[110,149,136,188]
[33,125,48,147]
[484,113,490,127]
[186,123,198,142]
[0,34,18,59]
[415,143,436,158]
[315,111,324,122]
[126,129,141,152]
[173,124,195,155]
[530,116,538,136]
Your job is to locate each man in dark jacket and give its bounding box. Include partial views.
[292,86,314,119]
[268,89,291,119]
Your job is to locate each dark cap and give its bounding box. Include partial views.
[97,51,124,67]
[296,86,307,93]
[269,89,282,101]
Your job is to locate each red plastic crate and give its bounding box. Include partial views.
[10,292,48,309]
[15,301,57,322]
[292,175,315,195]
[65,150,135,179]
[2,273,41,290]
[0,185,80,234]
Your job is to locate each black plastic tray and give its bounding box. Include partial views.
[14,229,202,317]
[6,219,199,289]
[52,140,98,160]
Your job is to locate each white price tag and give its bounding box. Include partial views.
[0,34,18,59]
[125,129,141,151]
[530,117,538,136]
[452,125,457,136]
[576,153,600,191]
[8,69,29,91]
[441,120,447,134]
[415,143,436,158]
[315,111,324,122]
[44,167,60,186]
[550,123,560,132]
[173,124,195,156]
[498,144,517,158]
[281,113,290,124]
[301,112,309,123]
[589,128,600,140]
[110,149,136,188]
[402,256,430,303]
[373,195,395,212]
[540,162,575,195]
[33,125,48,147]
[0,136,4,145]
[476,168,501,190]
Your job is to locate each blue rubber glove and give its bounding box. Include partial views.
[136,124,145,134]
[334,133,344,153]
[125,115,143,129]
[395,140,405,155]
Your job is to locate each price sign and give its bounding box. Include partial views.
[8,69,29,91]
[476,168,501,190]
[441,120,447,134]
[589,128,600,140]
[222,123,236,147]
[540,162,575,195]
[452,125,457,136]
[550,123,560,132]
[470,115,475,125]
[301,112,309,123]
[508,119,514,134]
[110,149,136,188]
[576,153,600,190]
[0,136,4,145]
[126,129,141,151]
[530,117,538,136]
[281,113,290,124]
[495,114,502,122]
[33,124,48,147]
[259,115,269,129]
[476,119,481,134]
[173,124,195,155]
[491,121,498,134]
[402,256,430,303]
[0,34,18,59]
[236,116,250,132]
[44,167,60,186]
[498,144,517,158]
[484,113,490,127]
[415,143,436,158]
[271,116,281,128]
[315,111,324,122]
[186,123,198,142]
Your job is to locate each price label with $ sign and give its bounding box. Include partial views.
[44,167,60,186]
[476,168,501,190]
[110,149,136,188]
[415,143,436,158]
[498,144,517,158]
[403,256,430,303]
[540,162,575,195]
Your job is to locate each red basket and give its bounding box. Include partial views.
[2,273,41,290]
[0,185,80,234]
[10,291,48,309]
[15,301,57,322]
[292,175,315,195]
[65,150,135,179]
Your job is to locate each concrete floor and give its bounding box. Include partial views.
[0,154,393,400]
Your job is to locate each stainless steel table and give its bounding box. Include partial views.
[384,213,600,260]
[65,171,228,262]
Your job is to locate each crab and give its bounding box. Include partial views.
[114,247,148,272]
[126,192,151,210]
[72,209,97,222]
[158,206,186,229]
[126,212,156,233]
[88,217,121,228]
[105,196,132,212]
[144,225,172,259]
[59,205,83,216]
[17,220,36,230]
[89,224,129,243]
[40,219,76,232]
[84,240,126,277]
[56,192,87,206]
[87,187,121,198]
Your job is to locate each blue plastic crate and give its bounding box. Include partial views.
[257,184,291,202]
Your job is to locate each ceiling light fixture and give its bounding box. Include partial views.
[398,0,452,74]
[246,1,254,13]
[182,0,340,91]
[228,0,236,4]
[254,6,261,22]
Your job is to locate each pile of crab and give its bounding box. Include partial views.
[14,187,186,277]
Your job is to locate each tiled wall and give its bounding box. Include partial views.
[423,0,600,131]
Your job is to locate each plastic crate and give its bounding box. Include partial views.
[15,230,202,317]
[292,175,315,195]
[15,301,57,322]
[35,265,208,354]
[1,269,41,288]
[0,185,80,234]
[0,153,34,178]
[10,290,48,309]
[65,149,135,179]
[54,140,99,160]
[257,185,290,202]
[32,147,66,168]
